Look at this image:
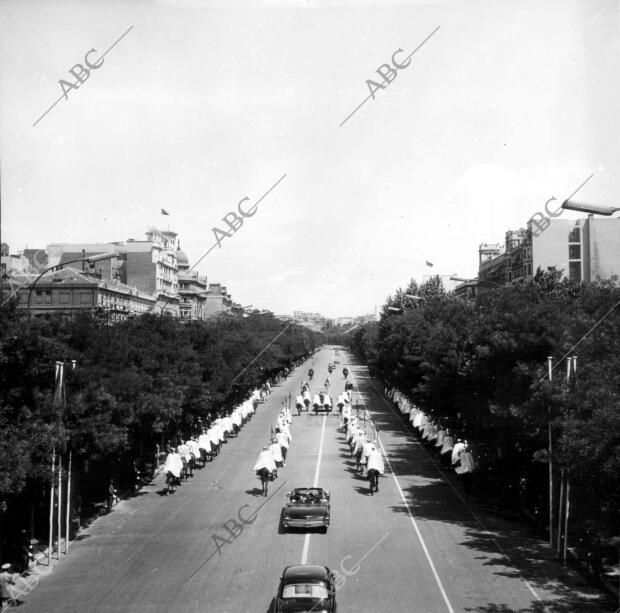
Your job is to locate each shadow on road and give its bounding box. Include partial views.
[346,360,616,613]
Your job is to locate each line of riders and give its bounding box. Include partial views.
[339,398,385,495]
[249,362,351,496]
[162,391,263,495]
[286,364,385,495]
[294,368,353,416]
[252,405,293,496]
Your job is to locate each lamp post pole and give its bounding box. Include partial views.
[547,356,554,550]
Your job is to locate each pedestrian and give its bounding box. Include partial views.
[107,479,119,513]
[0,563,15,607]
[72,495,82,537]
[19,530,34,575]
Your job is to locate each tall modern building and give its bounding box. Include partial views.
[475,216,619,288]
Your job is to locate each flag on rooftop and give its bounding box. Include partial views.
[161,208,169,215]
[425,260,434,267]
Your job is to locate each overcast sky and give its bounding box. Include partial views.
[1,0,619,317]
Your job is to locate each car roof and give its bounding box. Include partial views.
[282,565,330,582]
[291,487,325,494]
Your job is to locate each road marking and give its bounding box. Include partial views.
[357,368,544,604]
[300,411,327,565]
[349,370,455,613]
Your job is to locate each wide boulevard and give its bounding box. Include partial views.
[19,347,613,613]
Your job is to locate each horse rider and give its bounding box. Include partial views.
[177,440,191,478]
[366,443,385,491]
[275,426,291,467]
[253,445,276,474]
[269,437,283,476]
[295,394,304,415]
[163,446,183,494]
[187,437,200,471]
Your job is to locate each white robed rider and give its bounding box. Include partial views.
[295,394,304,413]
[198,431,211,458]
[275,427,291,466]
[187,438,200,460]
[164,447,183,479]
[269,438,283,474]
[366,443,385,490]
[253,446,276,474]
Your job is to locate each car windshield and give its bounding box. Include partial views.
[282,583,328,599]
[291,489,324,503]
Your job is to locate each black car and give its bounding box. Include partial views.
[281,488,330,532]
[275,564,337,613]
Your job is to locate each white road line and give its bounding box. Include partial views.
[349,371,455,613]
[365,377,544,603]
[301,412,327,565]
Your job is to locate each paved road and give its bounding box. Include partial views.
[18,347,614,612]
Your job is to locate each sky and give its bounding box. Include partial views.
[1,0,619,318]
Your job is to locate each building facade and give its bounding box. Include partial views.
[204,283,232,317]
[176,248,208,320]
[3,228,239,321]
[12,267,156,321]
[470,216,620,293]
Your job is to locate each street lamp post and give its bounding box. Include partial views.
[27,252,118,313]
[561,199,619,216]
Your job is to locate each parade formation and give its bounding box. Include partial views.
[1,347,613,613]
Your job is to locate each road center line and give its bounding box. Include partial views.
[349,371,455,613]
[300,412,327,565]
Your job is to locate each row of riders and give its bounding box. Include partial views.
[162,393,261,494]
[294,366,385,496]
[252,406,293,495]
[336,384,385,495]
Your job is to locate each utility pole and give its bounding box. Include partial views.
[51,359,76,560]
[547,356,554,549]
[48,448,55,566]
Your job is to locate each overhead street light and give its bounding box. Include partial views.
[561,199,620,216]
[27,251,119,312]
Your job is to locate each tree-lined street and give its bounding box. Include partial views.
[15,347,613,613]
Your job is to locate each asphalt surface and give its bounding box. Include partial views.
[17,346,615,613]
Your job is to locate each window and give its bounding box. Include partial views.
[568,225,580,243]
[80,292,91,304]
[282,584,328,599]
[569,244,581,259]
[59,292,71,304]
[569,261,581,282]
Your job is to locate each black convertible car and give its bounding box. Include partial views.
[281,488,331,532]
[275,564,337,613]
